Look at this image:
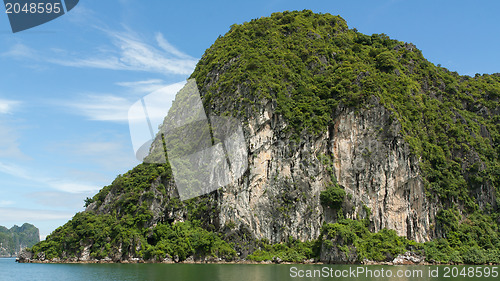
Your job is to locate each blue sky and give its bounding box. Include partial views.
[0,0,499,239]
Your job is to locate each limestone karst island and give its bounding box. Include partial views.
[19,10,499,265]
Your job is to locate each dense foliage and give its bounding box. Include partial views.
[30,211,235,261]
[0,223,39,256]
[28,10,499,264]
[321,218,419,262]
[320,183,345,210]
[424,209,500,264]
[321,211,500,264]
[247,238,319,262]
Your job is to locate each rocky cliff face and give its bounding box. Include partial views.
[203,94,434,243]
[330,100,433,242]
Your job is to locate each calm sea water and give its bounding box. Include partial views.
[1,258,498,281]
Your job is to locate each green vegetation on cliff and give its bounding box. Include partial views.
[320,212,500,264]
[28,10,499,264]
[32,163,234,261]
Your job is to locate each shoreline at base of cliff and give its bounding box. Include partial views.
[16,258,499,266]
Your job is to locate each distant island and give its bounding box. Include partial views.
[0,223,39,258]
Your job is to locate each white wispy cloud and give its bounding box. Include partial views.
[1,43,38,60]
[0,207,74,222]
[62,79,184,124]
[0,99,21,114]
[0,161,29,179]
[0,122,28,160]
[4,24,197,76]
[116,79,168,94]
[155,33,193,60]
[27,191,94,209]
[44,179,99,194]
[0,161,99,193]
[62,93,132,122]
[4,24,196,124]
[55,140,139,171]
[0,200,14,207]
[49,30,198,75]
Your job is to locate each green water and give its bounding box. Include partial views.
[1,258,498,281]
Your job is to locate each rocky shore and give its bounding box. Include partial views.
[19,249,499,265]
[15,250,455,265]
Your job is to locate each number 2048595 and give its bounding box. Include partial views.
[5,2,62,14]
[443,267,498,278]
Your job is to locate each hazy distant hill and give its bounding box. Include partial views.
[0,223,39,257]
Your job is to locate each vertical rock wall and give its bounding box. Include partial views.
[215,98,435,243]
